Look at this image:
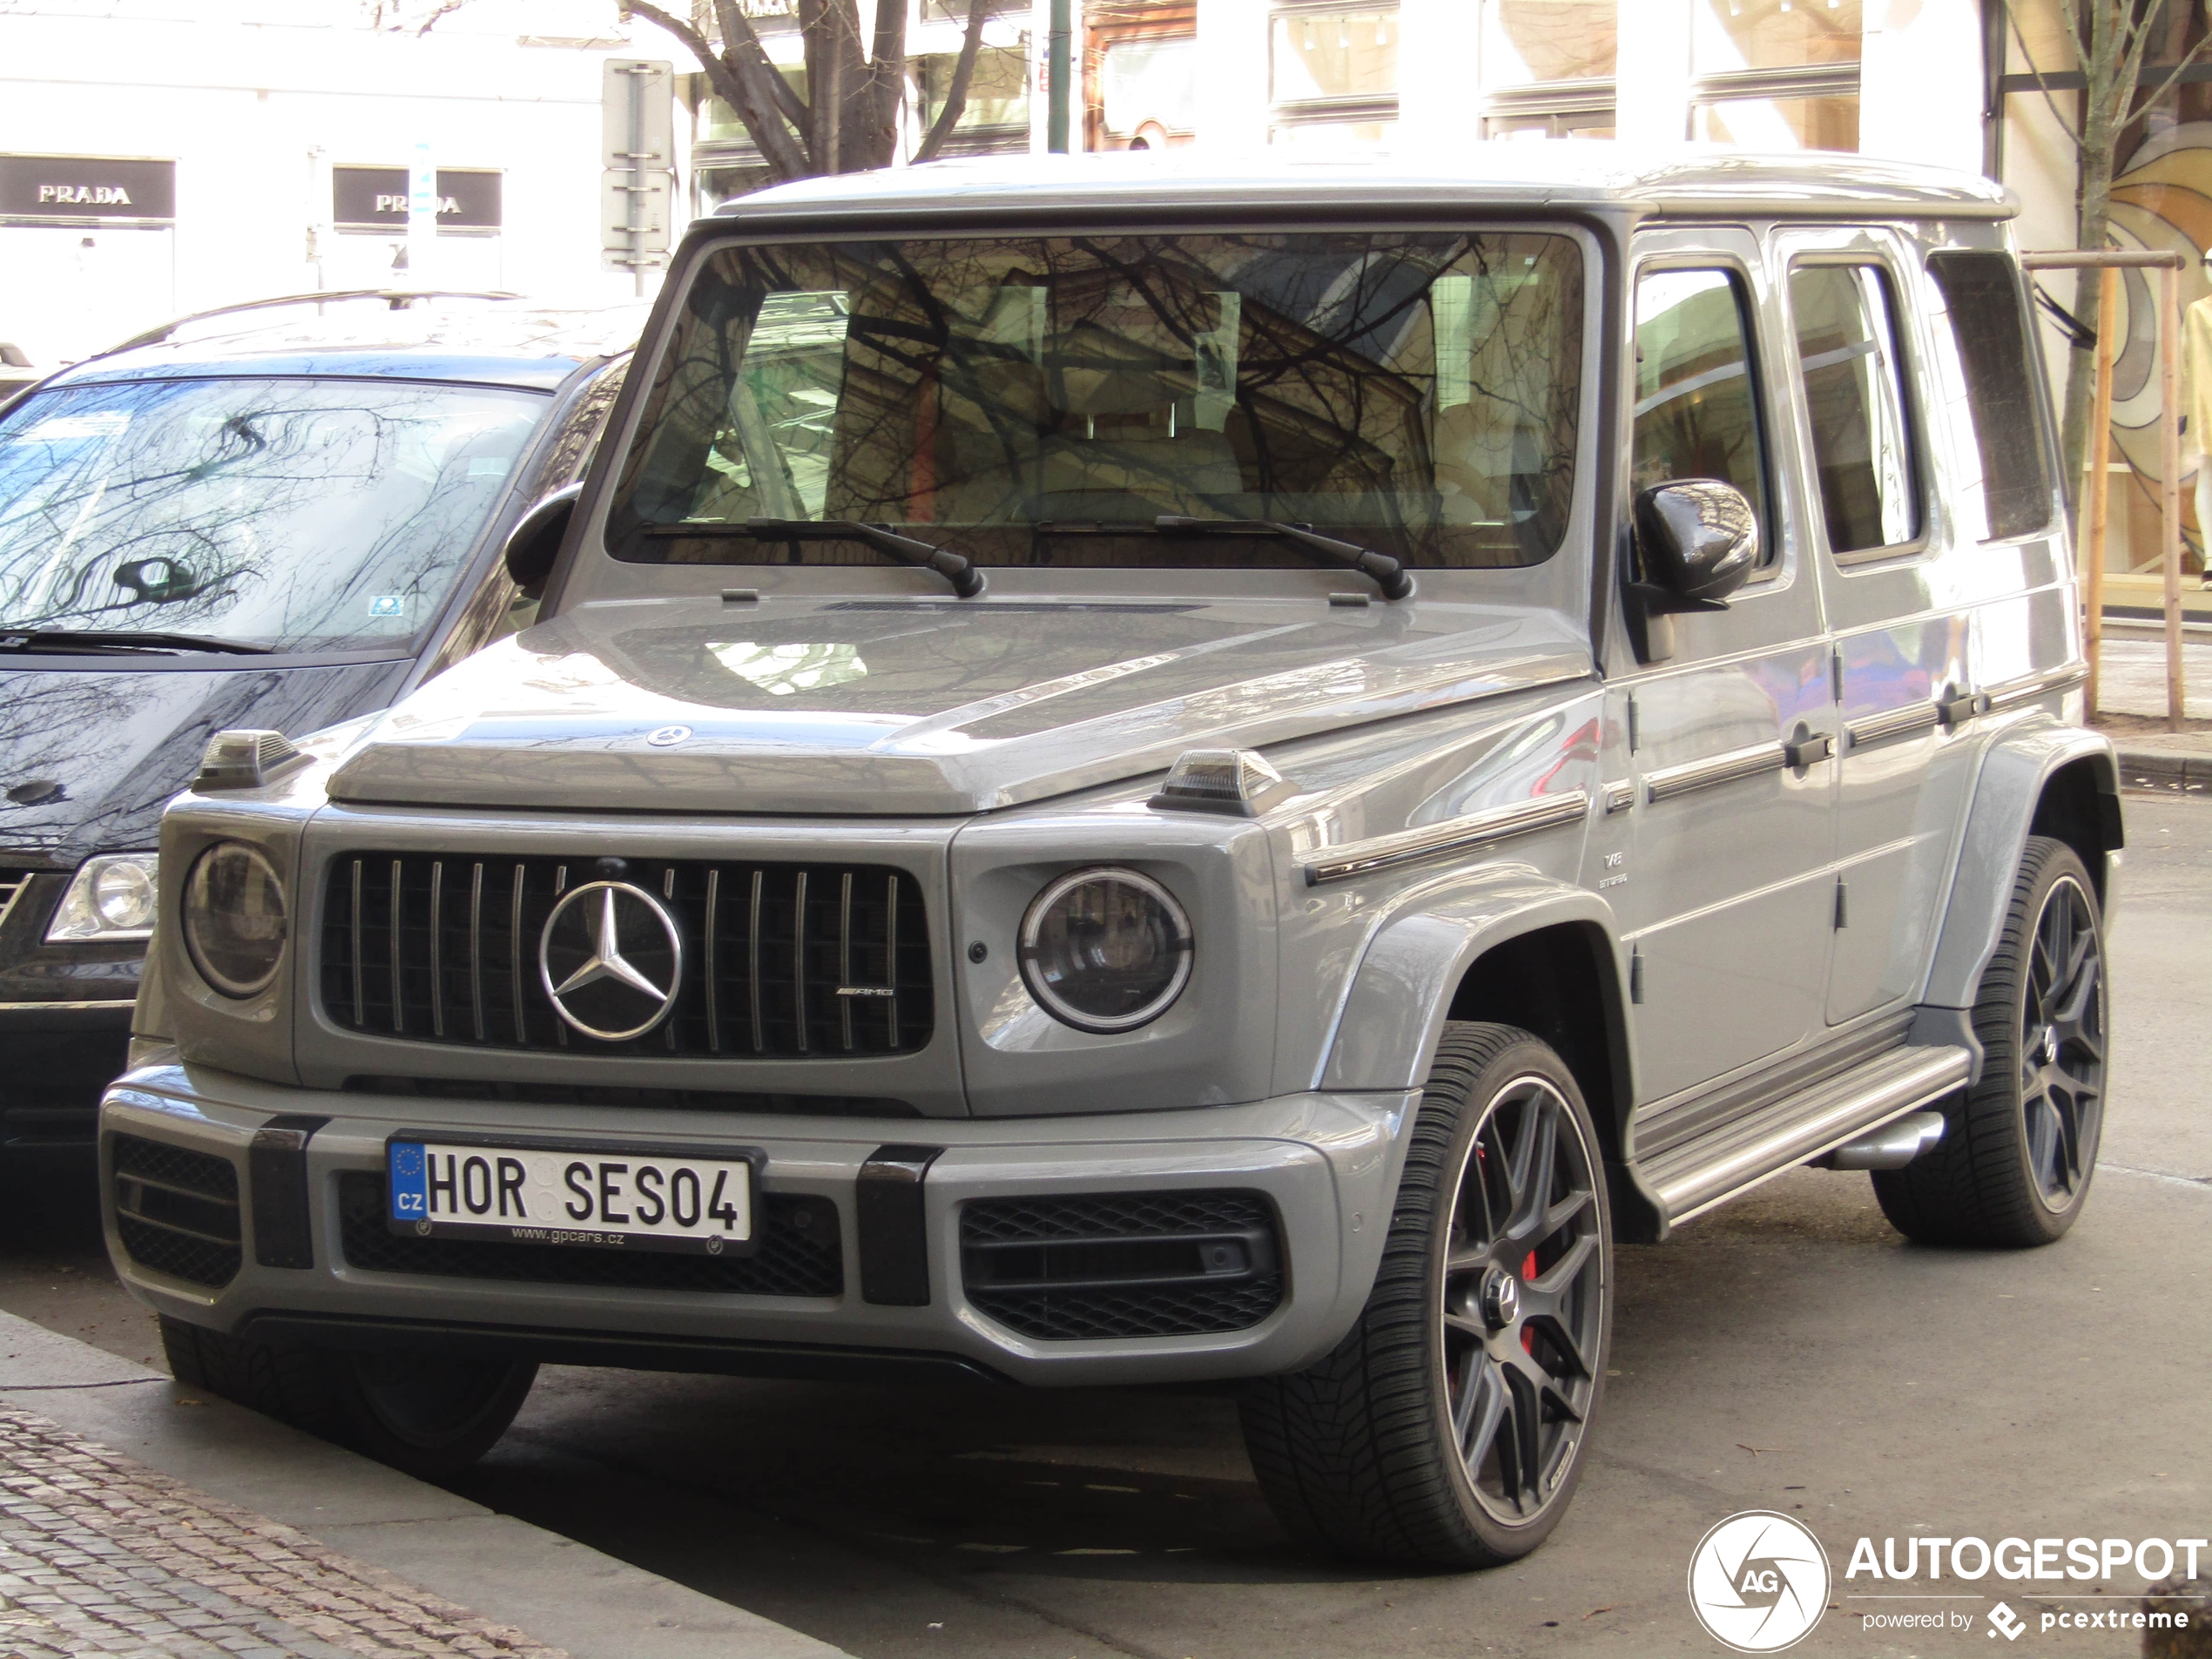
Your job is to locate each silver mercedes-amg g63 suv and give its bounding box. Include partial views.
[103,148,2120,1568]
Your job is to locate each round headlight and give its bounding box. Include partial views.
[1018,867,1192,1033]
[93,860,158,931]
[181,842,288,998]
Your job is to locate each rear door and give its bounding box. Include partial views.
[1613,226,1838,1108]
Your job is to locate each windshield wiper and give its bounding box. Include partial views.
[1150,516,1414,600]
[0,628,275,657]
[644,519,985,598]
[1036,516,1414,600]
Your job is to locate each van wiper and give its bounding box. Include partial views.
[0,628,275,656]
[644,518,985,598]
[1038,516,1414,600]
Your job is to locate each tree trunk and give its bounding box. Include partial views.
[2060,155,2115,533]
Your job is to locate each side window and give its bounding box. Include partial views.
[1788,263,1919,556]
[1924,250,2054,543]
[1632,268,1771,560]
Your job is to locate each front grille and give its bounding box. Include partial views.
[111,1134,241,1289]
[960,1190,1284,1342]
[344,1076,921,1116]
[337,1172,843,1297]
[321,853,932,1060]
[0,868,36,925]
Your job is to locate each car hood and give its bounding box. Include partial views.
[0,659,410,860]
[325,597,1593,817]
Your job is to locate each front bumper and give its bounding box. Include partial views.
[100,1063,1417,1386]
[0,999,133,1156]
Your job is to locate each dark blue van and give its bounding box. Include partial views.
[0,293,636,1166]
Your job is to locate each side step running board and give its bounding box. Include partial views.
[1642,1046,1972,1225]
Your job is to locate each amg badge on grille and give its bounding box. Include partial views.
[538,880,685,1041]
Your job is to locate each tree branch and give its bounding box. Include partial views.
[713,0,811,134]
[2004,1,2082,147]
[914,0,992,163]
[626,0,810,179]
[2128,32,2212,126]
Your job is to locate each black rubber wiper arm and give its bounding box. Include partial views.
[643,518,984,598]
[0,628,274,656]
[1150,516,1414,601]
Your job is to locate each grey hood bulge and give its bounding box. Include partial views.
[326,598,1595,816]
[0,660,408,860]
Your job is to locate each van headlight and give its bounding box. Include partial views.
[181,842,287,997]
[46,853,159,941]
[1018,867,1192,1033]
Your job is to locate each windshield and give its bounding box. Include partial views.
[610,230,1584,571]
[0,376,544,651]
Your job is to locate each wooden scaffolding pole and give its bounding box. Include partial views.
[2023,247,2189,732]
[2083,266,2117,716]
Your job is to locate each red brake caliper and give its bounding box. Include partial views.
[1521,1251,1538,1353]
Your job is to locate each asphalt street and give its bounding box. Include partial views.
[5,790,2208,1659]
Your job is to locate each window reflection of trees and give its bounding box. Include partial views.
[610,231,1583,571]
[0,379,542,651]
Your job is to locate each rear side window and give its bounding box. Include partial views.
[1632,266,1771,562]
[1925,250,2054,543]
[1789,263,1919,556]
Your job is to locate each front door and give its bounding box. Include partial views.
[1613,230,1838,1108]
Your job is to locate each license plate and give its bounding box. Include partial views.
[386,1139,756,1254]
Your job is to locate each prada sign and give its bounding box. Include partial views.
[332,166,502,232]
[0,155,176,223]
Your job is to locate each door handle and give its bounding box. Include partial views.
[1784,732,1833,769]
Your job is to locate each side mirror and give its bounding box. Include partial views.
[113,556,201,604]
[502,482,582,599]
[1625,479,1760,662]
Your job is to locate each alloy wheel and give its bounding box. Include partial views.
[1440,1076,1606,1523]
[2020,872,2105,1210]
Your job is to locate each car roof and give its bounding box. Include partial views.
[43,300,650,395]
[710,145,2015,229]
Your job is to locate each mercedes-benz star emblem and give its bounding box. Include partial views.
[538,880,685,1042]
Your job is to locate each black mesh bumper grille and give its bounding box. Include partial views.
[959,1190,1284,1341]
[337,1172,843,1297]
[111,1134,242,1290]
[320,853,932,1061]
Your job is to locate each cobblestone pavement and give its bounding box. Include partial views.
[0,1406,565,1659]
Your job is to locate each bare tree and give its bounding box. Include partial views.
[621,0,997,183]
[2006,0,2212,518]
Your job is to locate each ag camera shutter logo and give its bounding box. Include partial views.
[1688,1510,1831,1651]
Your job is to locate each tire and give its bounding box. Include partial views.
[1873,835,2107,1248]
[159,1314,535,1480]
[1240,1022,1611,1568]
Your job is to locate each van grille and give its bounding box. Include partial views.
[110,1134,242,1290]
[320,853,932,1060]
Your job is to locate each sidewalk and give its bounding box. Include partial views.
[0,1310,846,1659]
[2095,634,2211,793]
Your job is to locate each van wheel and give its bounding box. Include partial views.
[1874,836,2107,1248]
[159,1315,535,1480]
[1240,1022,1611,1567]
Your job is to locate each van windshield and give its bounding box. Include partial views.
[609,230,1584,572]
[0,376,543,652]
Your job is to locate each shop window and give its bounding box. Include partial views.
[1695,0,1862,71]
[1788,262,1918,556]
[1633,267,1772,561]
[1689,0,1859,152]
[919,44,1031,132]
[1100,37,1198,144]
[1924,250,2054,544]
[1269,6,1399,105]
[1693,94,1858,151]
[1484,0,1615,86]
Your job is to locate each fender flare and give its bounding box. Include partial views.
[1318,869,1626,1096]
[1921,718,2121,1012]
